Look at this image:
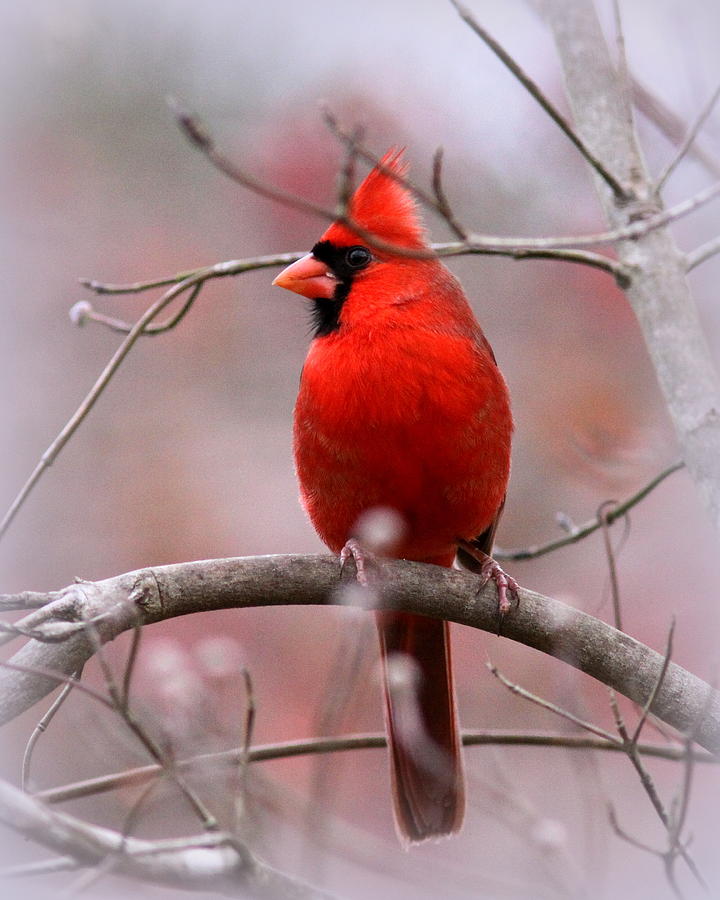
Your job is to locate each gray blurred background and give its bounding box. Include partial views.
[2,1,720,897]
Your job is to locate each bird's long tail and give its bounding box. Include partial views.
[376,609,465,843]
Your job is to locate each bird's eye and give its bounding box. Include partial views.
[345,246,372,270]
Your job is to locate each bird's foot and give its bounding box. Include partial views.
[477,553,519,618]
[458,540,519,623]
[339,538,377,587]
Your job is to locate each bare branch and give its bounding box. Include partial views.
[71,282,202,336]
[450,0,629,199]
[176,101,717,256]
[0,775,333,899]
[171,97,334,223]
[22,668,82,791]
[0,272,206,541]
[686,234,720,272]
[334,124,363,217]
[609,690,673,831]
[632,620,675,747]
[608,804,662,855]
[79,252,307,296]
[608,688,707,891]
[174,102,439,260]
[31,729,716,809]
[0,592,51,612]
[610,0,634,134]
[597,500,624,631]
[631,78,720,179]
[496,460,684,561]
[1,555,719,754]
[541,0,720,529]
[319,104,454,217]
[488,662,620,743]
[432,147,469,240]
[655,81,720,192]
[78,605,219,831]
[233,668,256,831]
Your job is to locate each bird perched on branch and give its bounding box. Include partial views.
[273,149,514,844]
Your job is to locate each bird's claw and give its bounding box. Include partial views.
[476,555,519,618]
[339,538,376,587]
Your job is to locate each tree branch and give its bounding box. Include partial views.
[539,0,720,530]
[28,729,716,810]
[0,775,332,899]
[631,78,720,180]
[655,80,720,192]
[450,0,629,199]
[686,234,720,272]
[496,460,684,561]
[0,556,718,755]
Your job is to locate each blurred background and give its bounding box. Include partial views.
[2,0,720,897]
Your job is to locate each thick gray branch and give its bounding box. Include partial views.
[1,555,718,754]
[540,0,720,529]
[0,776,330,899]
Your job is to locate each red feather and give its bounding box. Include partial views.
[274,150,512,843]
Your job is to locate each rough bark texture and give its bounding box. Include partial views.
[541,0,720,529]
[0,777,333,899]
[1,555,718,753]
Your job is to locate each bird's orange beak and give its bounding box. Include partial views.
[272,254,337,300]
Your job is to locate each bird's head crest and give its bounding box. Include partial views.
[322,149,427,252]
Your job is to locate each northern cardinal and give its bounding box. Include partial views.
[273,150,513,843]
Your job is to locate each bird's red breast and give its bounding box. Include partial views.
[294,261,511,562]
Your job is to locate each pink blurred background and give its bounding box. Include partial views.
[2,1,720,897]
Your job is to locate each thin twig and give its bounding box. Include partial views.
[0,272,205,541]
[3,857,83,878]
[666,681,718,890]
[172,96,333,222]
[609,691,705,888]
[608,804,662,855]
[0,660,117,711]
[597,500,624,631]
[71,282,202,336]
[66,774,171,896]
[177,100,718,255]
[334,125,363,218]
[686,234,720,272]
[0,592,51,612]
[458,178,720,251]
[233,668,256,832]
[455,244,630,285]
[121,623,142,709]
[655,81,720,192]
[449,0,629,199]
[22,668,83,791]
[34,729,716,808]
[79,252,305,296]
[631,620,675,747]
[174,100,437,260]
[487,663,620,743]
[78,605,219,832]
[611,0,635,134]
[322,114,626,279]
[496,460,684,561]
[3,250,306,541]
[319,104,448,215]
[609,691,671,827]
[632,77,720,179]
[432,147,469,240]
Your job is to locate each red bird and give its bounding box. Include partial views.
[273,150,513,843]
